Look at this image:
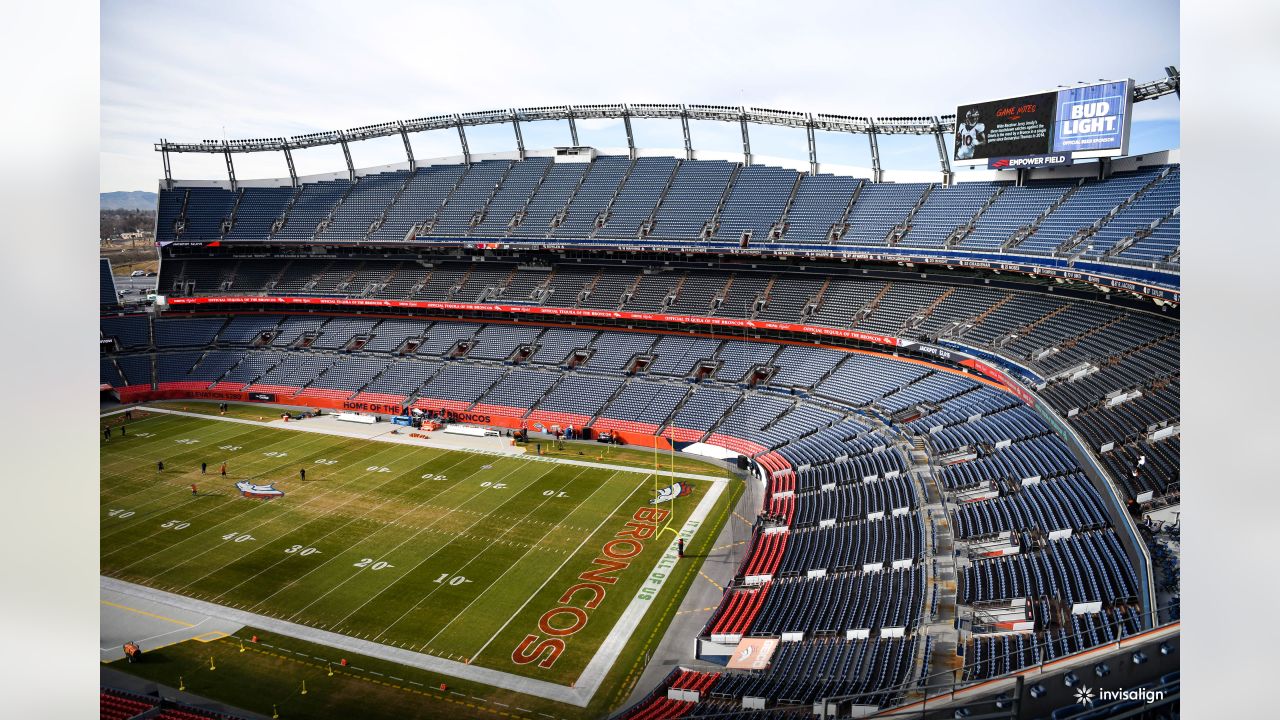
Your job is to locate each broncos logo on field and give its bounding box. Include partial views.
[650,482,692,505]
[235,480,285,499]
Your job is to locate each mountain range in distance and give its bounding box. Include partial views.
[101,191,157,211]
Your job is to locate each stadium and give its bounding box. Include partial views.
[98,72,1181,720]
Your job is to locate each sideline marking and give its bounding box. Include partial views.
[126,405,730,482]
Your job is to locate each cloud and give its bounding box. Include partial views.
[101,0,1179,190]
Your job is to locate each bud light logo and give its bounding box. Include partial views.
[1053,81,1130,152]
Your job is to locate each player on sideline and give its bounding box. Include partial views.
[201,462,207,474]
[299,467,306,481]
[955,108,987,160]
[220,462,227,476]
[157,460,164,472]
[190,484,197,496]
[677,537,685,559]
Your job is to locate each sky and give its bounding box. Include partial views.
[101,0,1180,191]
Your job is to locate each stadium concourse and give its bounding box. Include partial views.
[102,94,1179,718]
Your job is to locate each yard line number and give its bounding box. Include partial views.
[433,573,473,586]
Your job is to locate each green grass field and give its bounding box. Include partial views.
[102,408,739,716]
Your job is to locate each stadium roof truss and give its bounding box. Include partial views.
[154,68,1180,190]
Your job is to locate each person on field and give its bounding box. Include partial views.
[190,484,197,496]
[157,460,164,472]
[121,425,126,436]
[220,462,227,476]
[677,537,685,558]
[201,462,207,474]
[299,467,306,481]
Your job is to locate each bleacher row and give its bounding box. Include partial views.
[962,605,1145,682]
[961,530,1139,607]
[653,331,1143,706]
[154,158,1179,265]
[103,300,1177,505]
[157,257,1178,403]
[100,688,247,720]
[152,257,1182,495]
[714,636,918,708]
[101,307,1158,710]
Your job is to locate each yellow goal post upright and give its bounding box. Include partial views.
[652,432,681,540]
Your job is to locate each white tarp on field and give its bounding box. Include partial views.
[682,442,739,460]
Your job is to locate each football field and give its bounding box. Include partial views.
[101,409,733,690]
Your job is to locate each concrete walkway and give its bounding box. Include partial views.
[622,472,761,708]
[103,575,588,705]
[100,587,244,662]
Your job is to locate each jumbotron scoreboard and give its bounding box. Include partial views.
[953,79,1134,169]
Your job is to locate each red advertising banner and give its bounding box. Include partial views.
[960,358,1036,407]
[165,295,905,348]
[152,297,1039,422]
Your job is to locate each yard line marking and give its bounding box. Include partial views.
[100,419,285,519]
[333,459,564,634]
[209,446,473,603]
[572,478,725,700]
[138,403,731,482]
[468,472,652,663]
[102,428,343,551]
[294,456,557,626]
[111,434,406,577]
[414,467,614,648]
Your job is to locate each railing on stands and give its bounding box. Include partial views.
[821,601,1181,718]
[844,604,1172,717]
[1007,372,1158,628]
[608,603,1179,719]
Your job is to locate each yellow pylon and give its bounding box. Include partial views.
[239,639,246,653]
[301,679,307,695]
[209,655,216,671]
[178,676,185,691]
[272,704,279,719]
[327,663,334,677]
